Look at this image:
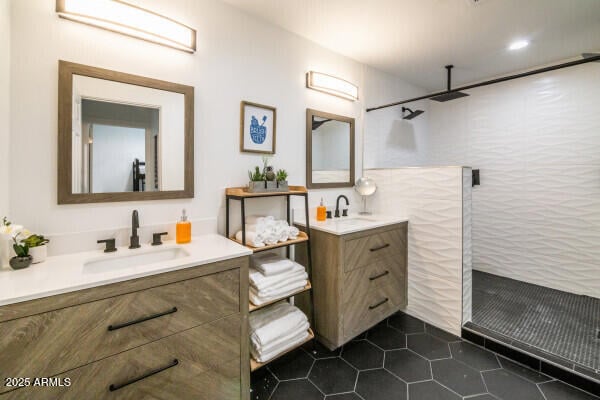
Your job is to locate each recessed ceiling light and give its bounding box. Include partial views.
[508,40,529,51]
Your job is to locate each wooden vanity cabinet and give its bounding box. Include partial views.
[297,222,408,350]
[0,257,249,400]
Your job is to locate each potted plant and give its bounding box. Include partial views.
[23,234,50,264]
[10,230,32,270]
[248,166,266,192]
[276,169,289,191]
[0,217,12,269]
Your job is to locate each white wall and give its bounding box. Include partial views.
[6,0,420,249]
[427,64,600,299]
[0,0,10,217]
[365,167,471,336]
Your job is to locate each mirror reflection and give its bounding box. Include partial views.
[306,109,355,188]
[71,75,185,194]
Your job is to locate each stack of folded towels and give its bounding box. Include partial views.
[249,301,310,363]
[234,215,300,247]
[250,252,308,306]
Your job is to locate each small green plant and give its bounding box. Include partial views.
[248,166,265,182]
[12,234,29,258]
[276,169,288,182]
[2,216,10,227]
[22,234,49,248]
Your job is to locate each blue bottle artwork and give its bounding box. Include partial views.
[249,115,268,144]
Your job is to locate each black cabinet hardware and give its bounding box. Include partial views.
[97,238,117,253]
[369,270,390,281]
[109,359,179,392]
[369,298,389,310]
[151,232,168,246]
[108,307,178,331]
[370,243,390,252]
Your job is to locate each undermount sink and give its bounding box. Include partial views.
[84,246,190,272]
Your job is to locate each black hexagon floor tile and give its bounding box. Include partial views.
[384,349,431,383]
[497,356,552,384]
[325,393,362,400]
[483,369,545,400]
[408,380,461,400]
[431,358,487,397]
[303,340,342,359]
[407,333,451,360]
[270,379,324,400]
[268,348,314,380]
[367,324,407,350]
[250,367,277,400]
[309,358,357,395]
[342,340,384,370]
[449,341,500,371]
[355,369,407,400]
[538,380,599,400]
[388,312,425,334]
[425,324,461,343]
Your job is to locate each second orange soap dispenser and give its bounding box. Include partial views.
[317,198,327,221]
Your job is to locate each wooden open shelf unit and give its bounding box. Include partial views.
[250,329,315,372]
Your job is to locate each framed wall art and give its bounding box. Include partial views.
[240,101,276,154]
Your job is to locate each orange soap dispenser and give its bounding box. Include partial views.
[316,198,327,221]
[176,209,192,244]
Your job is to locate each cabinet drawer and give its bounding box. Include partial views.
[0,269,239,389]
[343,226,406,272]
[2,314,242,400]
[342,258,407,339]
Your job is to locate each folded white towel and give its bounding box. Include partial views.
[249,302,294,334]
[251,318,309,353]
[234,230,265,247]
[249,281,308,306]
[250,264,305,290]
[251,253,295,276]
[251,278,307,297]
[251,328,310,363]
[251,321,310,360]
[250,306,308,348]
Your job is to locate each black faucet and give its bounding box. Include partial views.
[335,195,350,218]
[129,210,141,249]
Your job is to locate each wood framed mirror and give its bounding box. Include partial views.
[306,109,355,189]
[58,60,194,204]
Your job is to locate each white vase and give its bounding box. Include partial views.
[29,245,47,264]
[0,234,11,269]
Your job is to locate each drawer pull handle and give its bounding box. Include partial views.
[109,358,179,392]
[369,270,390,281]
[369,298,389,310]
[108,307,178,331]
[370,243,390,252]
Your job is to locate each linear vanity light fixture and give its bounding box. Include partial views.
[306,71,358,101]
[56,0,197,53]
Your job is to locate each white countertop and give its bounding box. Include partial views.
[295,214,408,236]
[0,234,252,307]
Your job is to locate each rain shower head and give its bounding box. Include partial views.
[401,107,424,120]
[431,65,469,102]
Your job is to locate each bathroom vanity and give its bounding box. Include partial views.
[296,216,408,350]
[0,235,251,400]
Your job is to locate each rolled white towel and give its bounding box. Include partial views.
[234,230,265,247]
[250,264,305,290]
[250,307,308,348]
[263,231,279,245]
[288,226,300,239]
[251,328,310,363]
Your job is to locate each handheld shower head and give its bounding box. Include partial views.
[401,107,424,120]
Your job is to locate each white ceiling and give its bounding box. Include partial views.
[222,0,600,91]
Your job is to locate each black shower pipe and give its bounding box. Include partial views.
[365,54,600,112]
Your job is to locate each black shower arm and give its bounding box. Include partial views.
[366,54,600,112]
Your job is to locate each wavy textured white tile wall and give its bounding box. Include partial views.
[365,167,471,336]
[426,65,600,299]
